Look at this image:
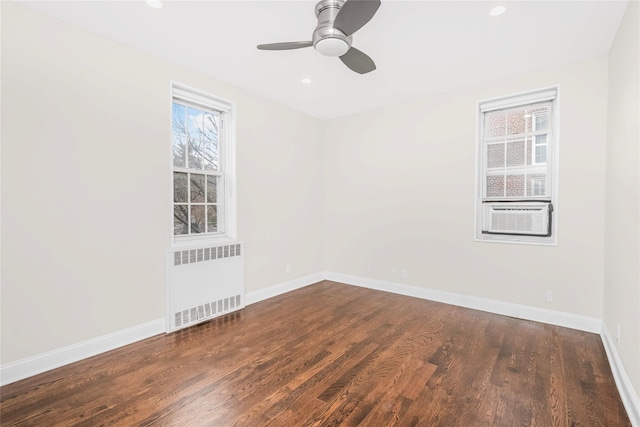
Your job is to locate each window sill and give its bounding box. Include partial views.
[172,234,239,249]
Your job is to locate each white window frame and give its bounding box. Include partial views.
[170,82,237,247]
[474,86,560,245]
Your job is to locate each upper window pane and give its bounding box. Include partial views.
[203,112,219,171]
[173,101,219,172]
[172,103,186,136]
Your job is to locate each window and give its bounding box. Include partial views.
[475,87,558,244]
[171,83,236,245]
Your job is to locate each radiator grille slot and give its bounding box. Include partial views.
[173,244,242,266]
[172,295,243,329]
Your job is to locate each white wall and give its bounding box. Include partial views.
[324,57,609,318]
[0,2,324,365]
[604,0,640,400]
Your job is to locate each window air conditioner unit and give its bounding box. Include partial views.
[483,202,552,236]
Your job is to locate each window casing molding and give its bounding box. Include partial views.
[170,82,237,247]
[474,86,560,245]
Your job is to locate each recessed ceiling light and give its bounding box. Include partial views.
[302,78,312,84]
[146,0,163,9]
[489,5,506,16]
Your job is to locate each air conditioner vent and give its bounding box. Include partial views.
[483,202,552,236]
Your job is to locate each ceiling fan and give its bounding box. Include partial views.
[257,0,381,74]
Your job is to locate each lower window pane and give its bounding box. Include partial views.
[506,174,525,197]
[207,205,218,233]
[527,174,547,197]
[174,205,189,235]
[487,143,505,168]
[535,145,547,164]
[190,174,205,203]
[207,176,217,203]
[191,205,205,234]
[486,175,504,197]
[174,172,188,203]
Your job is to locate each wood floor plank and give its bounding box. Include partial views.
[0,281,632,426]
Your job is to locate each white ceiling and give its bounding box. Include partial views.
[17,0,628,120]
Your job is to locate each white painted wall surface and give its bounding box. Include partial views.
[604,0,640,400]
[1,2,324,365]
[323,57,609,318]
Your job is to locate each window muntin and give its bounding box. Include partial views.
[171,83,236,245]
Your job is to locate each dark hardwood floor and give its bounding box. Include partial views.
[0,281,631,426]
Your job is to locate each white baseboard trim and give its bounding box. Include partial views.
[3,270,631,425]
[601,322,640,427]
[0,273,324,388]
[0,318,165,387]
[246,272,325,305]
[324,272,602,333]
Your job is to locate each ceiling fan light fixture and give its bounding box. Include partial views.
[315,38,350,57]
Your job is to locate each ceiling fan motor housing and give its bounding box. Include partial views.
[313,0,352,56]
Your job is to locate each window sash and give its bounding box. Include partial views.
[480,102,554,201]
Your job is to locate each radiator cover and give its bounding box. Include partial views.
[166,242,245,332]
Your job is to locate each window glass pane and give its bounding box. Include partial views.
[486,175,504,197]
[203,139,219,170]
[188,137,203,169]
[172,103,186,136]
[506,109,526,135]
[526,174,547,197]
[191,205,205,234]
[534,111,548,131]
[534,134,547,145]
[190,174,205,203]
[174,172,188,203]
[204,112,218,140]
[207,176,217,203]
[506,140,525,167]
[174,205,189,235]
[207,205,218,233]
[173,136,186,167]
[532,177,546,196]
[535,145,547,164]
[506,174,525,197]
[487,143,504,168]
[187,107,203,139]
[485,111,506,137]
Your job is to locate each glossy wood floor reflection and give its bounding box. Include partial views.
[1,281,631,426]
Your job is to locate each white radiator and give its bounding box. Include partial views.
[166,242,245,332]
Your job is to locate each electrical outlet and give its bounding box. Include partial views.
[545,290,553,302]
[616,323,621,343]
[285,265,291,275]
[401,269,408,278]
[391,268,397,277]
